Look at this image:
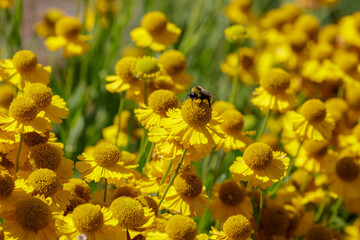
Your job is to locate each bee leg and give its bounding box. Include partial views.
[207,98,211,107]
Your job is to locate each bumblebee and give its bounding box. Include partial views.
[183,86,214,107]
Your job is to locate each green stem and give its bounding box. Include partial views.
[299,172,310,194]
[145,143,155,165]
[315,195,329,222]
[202,148,214,181]
[213,151,227,183]
[15,132,23,172]
[253,189,264,240]
[337,81,344,99]
[103,178,108,202]
[156,160,173,196]
[158,149,187,207]
[66,57,76,100]
[229,48,240,105]
[328,198,344,224]
[115,93,125,146]
[255,110,272,141]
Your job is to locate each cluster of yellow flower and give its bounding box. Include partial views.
[1,0,360,239]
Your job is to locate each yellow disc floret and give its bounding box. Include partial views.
[174,172,203,199]
[93,142,121,168]
[141,11,168,35]
[148,89,178,116]
[55,16,82,39]
[23,130,50,147]
[300,99,327,124]
[73,203,104,232]
[30,143,62,170]
[220,109,245,135]
[159,50,187,75]
[16,197,51,231]
[12,50,38,74]
[181,99,212,128]
[219,180,246,206]
[132,56,162,79]
[223,214,252,240]
[28,169,60,197]
[136,196,159,216]
[260,68,291,95]
[335,157,359,182]
[0,170,15,198]
[165,215,197,240]
[23,83,52,110]
[306,224,332,240]
[115,57,138,82]
[63,178,91,202]
[110,196,144,228]
[243,143,273,170]
[9,96,38,122]
[114,185,139,199]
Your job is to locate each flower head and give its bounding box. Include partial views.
[225,25,250,44]
[165,215,197,240]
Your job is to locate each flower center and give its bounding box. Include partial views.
[66,196,85,214]
[23,83,52,110]
[225,24,250,44]
[29,143,62,171]
[28,169,60,197]
[0,85,15,109]
[159,50,187,76]
[223,214,252,240]
[239,48,255,69]
[63,178,91,202]
[9,96,38,122]
[114,185,139,199]
[181,99,212,128]
[295,14,319,39]
[136,196,159,216]
[219,180,246,206]
[23,131,50,147]
[243,143,273,170]
[73,203,104,232]
[0,152,14,170]
[16,197,51,231]
[55,16,82,39]
[289,31,308,52]
[12,50,38,74]
[335,157,360,181]
[306,224,332,240]
[148,89,179,116]
[44,9,63,26]
[300,99,327,124]
[0,170,15,198]
[303,140,328,158]
[260,203,290,236]
[220,109,245,135]
[132,56,161,79]
[93,142,121,168]
[141,11,168,35]
[115,57,138,83]
[165,215,197,240]
[174,172,203,199]
[260,68,291,95]
[110,197,144,228]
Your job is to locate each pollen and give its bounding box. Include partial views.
[303,139,329,158]
[148,89,178,116]
[0,170,15,198]
[114,185,139,199]
[63,178,91,202]
[23,130,50,147]
[141,11,168,35]
[159,50,187,76]
[110,196,144,228]
[260,68,291,95]
[136,196,159,216]
[12,50,38,74]
[335,157,360,182]
[93,142,121,168]
[174,172,203,199]
[28,169,60,197]
[243,143,273,170]
[0,85,15,109]
[29,143,62,171]
[220,109,245,135]
[260,203,290,236]
[181,99,212,128]
[16,197,51,232]
[306,224,332,240]
[165,215,197,240]
[132,56,162,79]
[115,57,138,83]
[223,214,252,240]
[55,16,82,39]
[73,203,104,232]
[9,96,38,122]
[300,99,327,124]
[219,180,246,206]
[23,83,52,110]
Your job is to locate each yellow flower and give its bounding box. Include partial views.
[34,8,64,38]
[305,224,333,240]
[3,196,60,240]
[0,84,15,109]
[0,50,51,90]
[294,14,319,40]
[209,214,252,240]
[45,16,91,57]
[213,109,254,152]
[344,218,360,240]
[0,0,14,9]
[339,12,360,48]
[260,202,290,237]
[76,142,138,184]
[132,56,163,80]
[0,96,51,134]
[252,68,295,113]
[130,11,181,52]
[230,142,289,189]
[55,203,118,240]
[160,171,208,217]
[102,110,134,147]
[62,178,91,214]
[258,133,280,151]
[212,101,235,115]
[224,0,252,24]
[209,181,253,222]
[23,83,68,123]
[224,25,250,45]
[286,99,335,141]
